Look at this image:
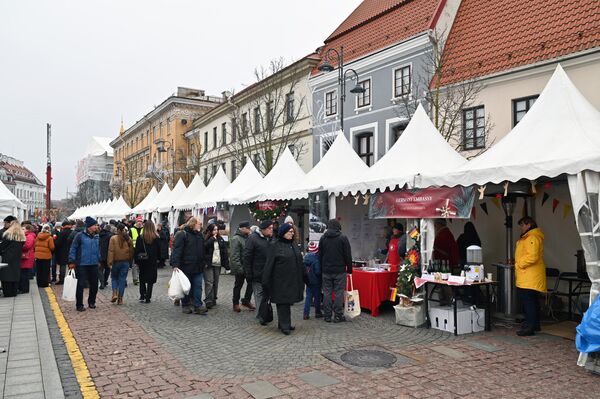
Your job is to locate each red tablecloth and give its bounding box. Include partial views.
[348,269,398,317]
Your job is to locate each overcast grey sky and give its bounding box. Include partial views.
[0,0,361,199]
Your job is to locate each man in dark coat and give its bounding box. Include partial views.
[170,217,208,314]
[98,224,114,289]
[68,217,101,311]
[319,219,352,323]
[156,223,170,268]
[243,220,273,323]
[54,220,74,285]
[230,221,254,312]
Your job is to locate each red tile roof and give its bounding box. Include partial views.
[0,162,41,185]
[315,0,441,73]
[436,0,600,86]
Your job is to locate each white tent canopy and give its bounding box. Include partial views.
[173,174,206,211]
[143,184,171,214]
[195,168,230,209]
[0,179,26,220]
[236,148,306,204]
[218,162,263,204]
[131,187,158,215]
[102,196,132,219]
[269,132,370,200]
[158,179,187,213]
[420,65,600,188]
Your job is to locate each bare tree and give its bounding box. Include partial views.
[119,160,146,207]
[222,58,308,175]
[395,30,494,156]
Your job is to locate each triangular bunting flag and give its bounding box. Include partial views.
[480,202,489,215]
[552,198,560,213]
[563,204,573,219]
[541,192,550,206]
[491,197,501,210]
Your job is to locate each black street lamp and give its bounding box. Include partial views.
[156,138,175,187]
[318,45,366,132]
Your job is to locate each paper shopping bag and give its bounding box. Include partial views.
[344,274,361,319]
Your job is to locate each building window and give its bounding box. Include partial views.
[221,162,226,175]
[204,132,208,153]
[253,153,260,168]
[390,121,408,148]
[254,107,261,134]
[463,106,486,150]
[325,91,337,116]
[221,122,227,146]
[159,122,163,138]
[212,164,217,178]
[231,160,237,180]
[167,118,171,135]
[356,79,371,108]
[285,92,295,122]
[288,144,296,156]
[203,167,208,185]
[153,127,157,140]
[213,127,217,149]
[512,95,539,126]
[394,65,411,97]
[242,156,247,167]
[266,101,274,129]
[241,113,248,136]
[355,132,374,166]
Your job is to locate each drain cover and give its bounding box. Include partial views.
[340,349,397,368]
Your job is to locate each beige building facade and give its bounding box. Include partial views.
[186,56,319,185]
[110,88,223,207]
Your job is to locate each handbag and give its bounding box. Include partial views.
[344,274,361,319]
[258,295,273,324]
[136,239,149,261]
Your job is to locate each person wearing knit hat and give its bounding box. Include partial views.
[284,215,294,225]
[262,221,304,335]
[245,219,274,325]
[68,214,101,311]
[319,219,352,323]
[230,221,255,312]
[303,241,323,320]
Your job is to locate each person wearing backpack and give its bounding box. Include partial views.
[170,217,208,315]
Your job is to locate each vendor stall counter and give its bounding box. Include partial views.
[348,268,398,317]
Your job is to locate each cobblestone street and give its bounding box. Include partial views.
[41,268,599,399]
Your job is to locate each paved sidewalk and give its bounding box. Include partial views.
[1,281,65,399]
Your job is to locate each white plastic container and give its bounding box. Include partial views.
[466,245,482,263]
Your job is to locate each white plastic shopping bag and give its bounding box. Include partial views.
[344,274,361,319]
[177,270,191,295]
[167,270,184,300]
[62,269,77,302]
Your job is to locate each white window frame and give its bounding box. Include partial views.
[385,117,409,151]
[349,122,379,165]
[392,63,412,100]
[355,77,372,111]
[324,89,338,117]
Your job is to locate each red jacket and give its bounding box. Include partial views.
[433,227,460,267]
[21,231,36,269]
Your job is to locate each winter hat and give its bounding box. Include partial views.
[284,215,294,224]
[326,219,341,231]
[259,220,273,230]
[85,216,98,228]
[42,224,51,232]
[238,221,251,229]
[307,241,319,253]
[278,223,293,237]
[3,215,16,223]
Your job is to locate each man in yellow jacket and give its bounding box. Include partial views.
[515,216,547,336]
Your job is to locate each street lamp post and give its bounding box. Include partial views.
[156,139,175,187]
[318,45,366,132]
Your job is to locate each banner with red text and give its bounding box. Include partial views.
[368,187,475,219]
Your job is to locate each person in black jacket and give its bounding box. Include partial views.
[203,223,229,308]
[156,223,169,268]
[0,220,25,297]
[134,220,160,303]
[98,224,114,289]
[263,223,305,335]
[54,220,73,285]
[243,220,273,323]
[318,219,352,323]
[170,217,208,314]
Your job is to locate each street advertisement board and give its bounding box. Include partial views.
[308,191,329,242]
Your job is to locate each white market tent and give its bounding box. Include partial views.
[330,104,467,196]
[195,168,230,209]
[420,65,600,188]
[130,187,158,215]
[143,184,171,216]
[92,199,111,218]
[173,174,206,211]
[0,179,26,221]
[218,162,263,204]
[236,148,306,204]
[268,132,370,200]
[157,179,187,213]
[101,196,131,220]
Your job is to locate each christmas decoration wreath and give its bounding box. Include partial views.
[248,201,289,221]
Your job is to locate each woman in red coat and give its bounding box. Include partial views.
[20,224,36,293]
